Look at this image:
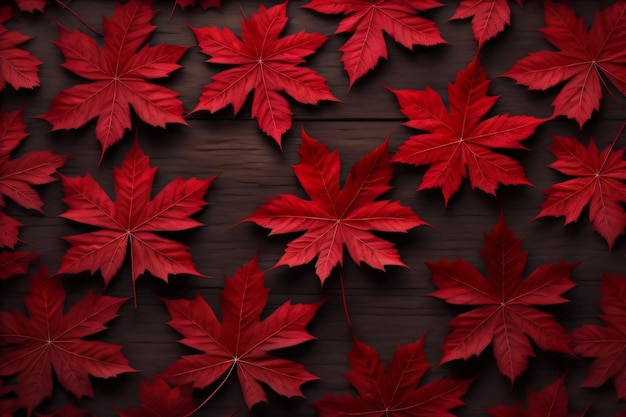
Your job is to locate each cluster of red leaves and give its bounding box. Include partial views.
[1,0,626,416]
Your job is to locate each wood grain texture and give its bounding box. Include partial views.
[1,0,625,416]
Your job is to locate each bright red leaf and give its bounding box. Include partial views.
[57,141,214,303]
[0,208,20,248]
[390,57,543,204]
[160,253,322,409]
[487,375,587,417]
[303,0,446,86]
[570,272,626,400]
[535,128,626,250]
[0,6,41,90]
[245,128,425,284]
[428,215,577,382]
[38,0,188,158]
[313,335,472,417]
[0,250,37,280]
[449,0,522,50]
[0,107,68,214]
[0,265,135,415]
[190,2,337,147]
[504,0,626,127]
[117,377,195,417]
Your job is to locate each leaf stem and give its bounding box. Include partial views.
[182,362,236,417]
[338,272,353,329]
[54,0,102,36]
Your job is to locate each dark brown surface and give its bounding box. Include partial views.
[1,0,625,416]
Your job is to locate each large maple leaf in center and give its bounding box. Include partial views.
[56,141,214,303]
[190,2,337,147]
[428,215,577,382]
[160,254,322,409]
[38,0,188,158]
[245,128,425,284]
[390,57,544,204]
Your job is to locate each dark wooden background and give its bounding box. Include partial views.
[1,0,625,415]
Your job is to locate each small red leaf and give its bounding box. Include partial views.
[191,2,338,147]
[535,127,626,249]
[571,272,626,400]
[303,0,446,86]
[57,141,214,303]
[0,250,38,280]
[313,335,472,417]
[117,377,195,417]
[450,0,523,49]
[0,6,41,90]
[245,128,425,284]
[504,0,626,127]
[429,215,577,382]
[160,253,322,409]
[0,265,135,415]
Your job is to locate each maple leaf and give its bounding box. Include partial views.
[313,335,472,417]
[57,141,214,304]
[0,6,41,90]
[190,2,338,147]
[486,375,587,417]
[390,57,543,204]
[0,250,38,280]
[428,215,577,382]
[570,272,626,400]
[535,127,626,250]
[504,0,626,127]
[117,377,195,417]
[160,253,322,409]
[449,0,523,50]
[0,108,68,213]
[245,128,425,284]
[303,0,446,86]
[38,0,188,158]
[0,265,135,415]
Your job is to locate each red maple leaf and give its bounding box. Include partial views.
[504,0,626,127]
[190,2,337,147]
[0,6,41,90]
[535,127,626,250]
[0,265,135,415]
[117,378,196,417]
[0,208,20,248]
[0,381,20,417]
[428,215,577,382]
[486,375,587,417]
[160,254,322,409]
[0,250,37,280]
[390,57,543,204]
[313,335,472,417]
[570,272,626,400]
[449,0,522,50]
[38,0,188,158]
[245,128,425,284]
[0,108,68,214]
[57,141,214,303]
[303,0,446,86]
